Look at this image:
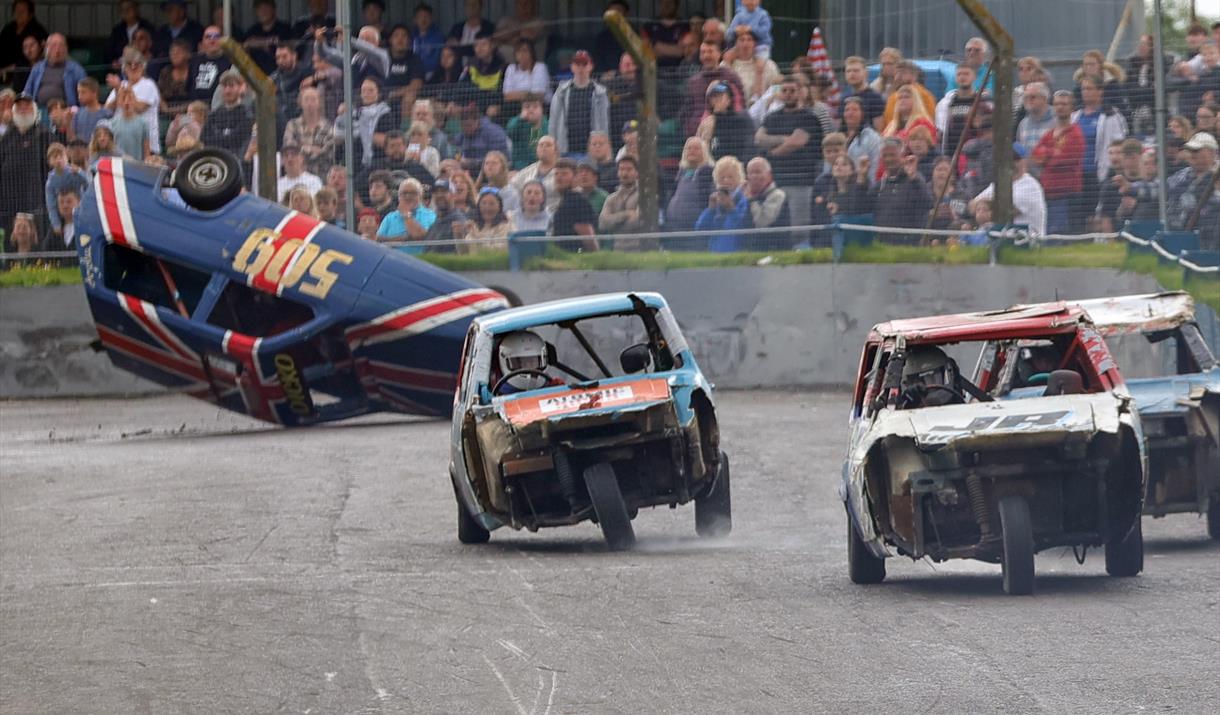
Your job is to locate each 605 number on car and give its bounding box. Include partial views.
[232,228,352,299]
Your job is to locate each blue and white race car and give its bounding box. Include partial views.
[448,292,730,550]
[75,149,508,425]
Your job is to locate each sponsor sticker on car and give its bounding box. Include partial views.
[502,378,671,425]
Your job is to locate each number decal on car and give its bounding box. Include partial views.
[232,229,353,299]
[928,411,1070,432]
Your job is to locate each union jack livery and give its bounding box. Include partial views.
[75,156,508,425]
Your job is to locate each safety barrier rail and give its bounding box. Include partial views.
[4,219,1217,275]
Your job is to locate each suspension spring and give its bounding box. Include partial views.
[965,473,993,539]
[552,450,581,513]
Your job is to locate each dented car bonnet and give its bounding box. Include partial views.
[871,393,1122,449]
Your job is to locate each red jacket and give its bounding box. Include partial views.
[1032,124,1084,199]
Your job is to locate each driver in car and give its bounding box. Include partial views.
[1014,343,1061,388]
[496,330,564,395]
[899,346,966,409]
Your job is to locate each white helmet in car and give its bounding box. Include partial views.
[498,331,549,391]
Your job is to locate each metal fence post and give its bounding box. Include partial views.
[955,0,1015,226]
[220,38,277,202]
[603,9,660,235]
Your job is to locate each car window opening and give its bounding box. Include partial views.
[207,281,315,338]
[103,243,210,316]
[487,308,682,397]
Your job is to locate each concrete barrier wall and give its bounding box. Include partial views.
[0,265,1184,398]
[0,284,153,398]
[468,265,1175,388]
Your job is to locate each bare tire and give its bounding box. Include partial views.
[583,463,635,551]
[1105,515,1143,577]
[998,496,1035,595]
[847,509,886,584]
[695,452,732,538]
[452,475,490,544]
[173,148,243,211]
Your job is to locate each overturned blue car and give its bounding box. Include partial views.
[75,150,508,425]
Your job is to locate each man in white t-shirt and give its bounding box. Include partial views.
[970,142,1047,236]
[105,47,161,154]
[277,144,323,202]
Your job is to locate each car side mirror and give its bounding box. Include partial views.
[619,344,651,374]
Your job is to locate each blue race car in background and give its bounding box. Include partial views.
[76,149,508,425]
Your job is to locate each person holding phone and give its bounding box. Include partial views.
[695,156,752,253]
[872,137,933,233]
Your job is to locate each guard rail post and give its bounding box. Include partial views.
[603,9,660,234]
[956,0,1015,226]
[220,38,277,202]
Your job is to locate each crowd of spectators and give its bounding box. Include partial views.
[1,0,1218,256]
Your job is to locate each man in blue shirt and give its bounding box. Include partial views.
[452,102,511,174]
[377,178,436,253]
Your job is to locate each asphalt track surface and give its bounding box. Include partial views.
[2,391,1218,714]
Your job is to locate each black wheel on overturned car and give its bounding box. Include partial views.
[847,508,886,584]
[451,474,490,544]
[695,451,732,538]
[173,148,244,211]
[583,462,635,551]
[1105,514,1143,577]
[998,496,1035,595]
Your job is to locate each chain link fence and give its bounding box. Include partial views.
[3,12,1219,264]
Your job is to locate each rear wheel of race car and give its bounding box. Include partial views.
[695,451,732,538]
[583,463,635,551]
[174,148,243,211]
[998,496,1035,595]
[451,475,490,544]
[1105,515,1144,577]
[847,509,886,584]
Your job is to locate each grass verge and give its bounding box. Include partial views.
[522,247,833,270]
[5,241,1215,311]
[996,241,1128,269]
[0,263,80,288]
[842,242,989,265]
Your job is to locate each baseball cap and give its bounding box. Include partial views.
[706,81,731,97]
[280,143,301,154]
[432,179,454,192]
[622,119,640,136]
[572,50,592,66]
[357,207,380,221]
[1012,142,1029,160]
[1184,132,1218,151]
